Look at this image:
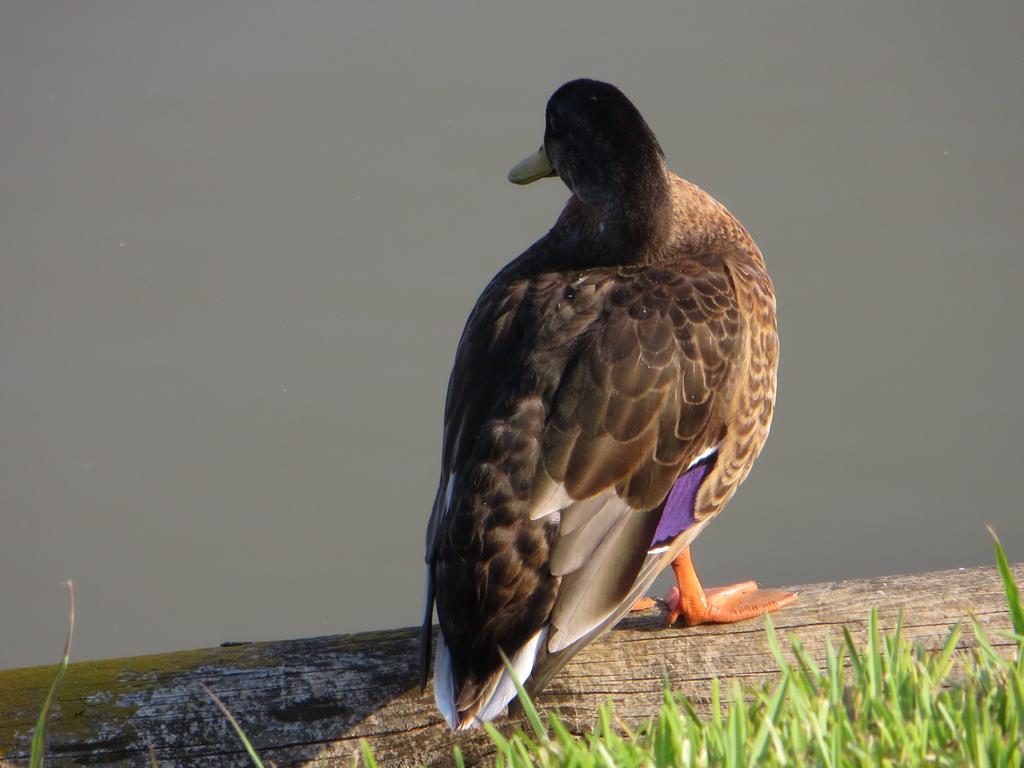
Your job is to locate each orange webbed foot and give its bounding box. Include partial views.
[664,582,798,626]
[663,548,797,627]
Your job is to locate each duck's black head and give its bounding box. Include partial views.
[509,79,672,250]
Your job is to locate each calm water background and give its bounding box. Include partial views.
[2,1,1022,670]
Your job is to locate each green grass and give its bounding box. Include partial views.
[480,534,1024,768]
[25,537,1023,767]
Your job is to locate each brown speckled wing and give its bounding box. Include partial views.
[534,258,740,513]
[534,255,741,657]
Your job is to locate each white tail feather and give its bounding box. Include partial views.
[433,631,459,729]
[434,626,548,730]
[474,626,548,726]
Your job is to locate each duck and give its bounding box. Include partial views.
[421,78,796,731]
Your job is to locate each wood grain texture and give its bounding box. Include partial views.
[1,563,1020,767]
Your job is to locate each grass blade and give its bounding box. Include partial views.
[201,683,267,768]
[749,674,788,764]
[359,739,378,768]
[29,581,75,768]
[931,622,962,685]
[145,738,160,768]
[990,528,1024,641]
[868,607,882,699]
[499,649,547,740]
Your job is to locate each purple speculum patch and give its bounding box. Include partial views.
[649,454,716,547]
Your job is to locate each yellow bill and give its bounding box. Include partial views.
[508,146,557,184]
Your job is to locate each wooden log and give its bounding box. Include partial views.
[1,563,1020,767]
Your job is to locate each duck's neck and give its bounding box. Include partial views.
[558,167,675,264]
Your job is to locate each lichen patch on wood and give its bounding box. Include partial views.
[0,642,281,762]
